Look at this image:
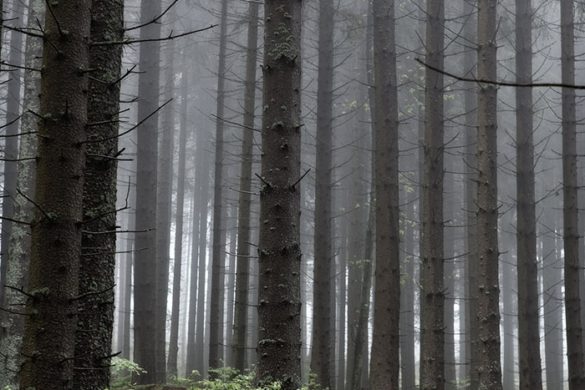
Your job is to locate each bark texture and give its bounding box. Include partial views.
[370,0,400,388]
[256,0,303,388]
[310,0,335,385]
[475,0,502,388]
[19,1,91,387]
[420,0,445,388]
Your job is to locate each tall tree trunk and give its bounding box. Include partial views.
[420,0,445,388]
[542,206,563,390]
[209,0,229,370]
[0,0,25,315]
[122,214,134,360]
[19,1,91,386]
[232,0,259,372]
[73,0,123,387]
[168,66,189,378]
[0,1,44,386]
[155,23,176,384]
[514,1,542,388]
[256,0,303,388]
[370,0,400,387]
[501,212,516,390]
[475,0,502,388]
[134,0,162,383]
[462,0,478,386]
[561,2,585,388]
[311,0,334,386]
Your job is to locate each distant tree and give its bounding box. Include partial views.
[133,0,162,383]
[369,0,401,387]
[73,0,124,387]
[256,0,303,388]
[19,1,92,387]
[209,0,229,370]
[232,0,260,372]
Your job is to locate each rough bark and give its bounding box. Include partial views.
[0,0,25,314]
[19,1,91,387]
[0,1,44,386]
[168,67,189,378]
[514,1,542,388]
[73,0,123,387]
[420,0,445,388]
[232,0,259,372]
[475,0,502,387]
[310,0,335,386]
[256,0,303,388]
[134,0,162,383]
[209,0,229,370]
[561,2,585,388]
[370,0,400,387]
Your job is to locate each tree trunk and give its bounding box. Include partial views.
[420,0,445,388]
[514,1,542,388]
[370,0,400,387]
[19,1,91,386]
[561,2,585,388]
[311,0,334,386]
[475,0,502,387]
[0,1,44,386]
[232,0,259,372]
[256,0,303,388]
[73,0,123,387]
[168,66,189,378]
[209,0,229,370]
[134,0,162,383]
[0,0,26,317]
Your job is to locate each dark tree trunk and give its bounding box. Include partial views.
[370,0,400,387]
[73,0,123,387]
[311,0,335,386]
[475,0,502,387]
[256,0,303,388]
[232,0,259,372]
[420,0,445,388]
[168,66,189,378]
[561,2,585,388]
[0,1,44,385]
[19,1,91,387]
[514,1,542,388]
[209,0,229,370]
[133,0,162,383]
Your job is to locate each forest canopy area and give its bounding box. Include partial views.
[0,0,584,389]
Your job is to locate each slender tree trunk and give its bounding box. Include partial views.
[311,0,335,385]
[209,0,229,370]
[256,0,303,387]
[561,2,585,388]
[462,0,478,386]
[19,1,91,386]
[0,1,44,386]
[134,0,162,383]
[542,207,563,390]
[514,1,542,388]
[475,0,502,387]
[370,0,400,388]
[225,217,237,366]
[122,216,134,360]
[73,0,123,387]
[0,0,25,315]
[501,214,515,390]
[168,67,189,378]
[420,0,445,387]
[444,138,456,390]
